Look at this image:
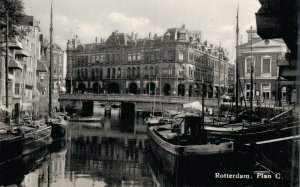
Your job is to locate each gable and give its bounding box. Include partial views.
[240,39,286,49]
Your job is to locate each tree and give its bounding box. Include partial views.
[0,0,29,40]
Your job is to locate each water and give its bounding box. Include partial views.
[0,108,298,187]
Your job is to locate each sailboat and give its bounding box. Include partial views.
[46,1,68,140]
[203,8,300,143]
[144,76,164,126]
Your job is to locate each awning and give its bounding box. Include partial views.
[59,86,66,92]
[15,50,29,57]
[8,59,22,70]
[183,101,203,111]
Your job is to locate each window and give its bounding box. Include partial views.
[92,56,95,63]
[262,84,270,100]
[117,68,121,78]
[99,69,103,78]
[150,67,154,77]
[128,54,132,62]
[132,53,136,61]
[137,53,141,61]
[128,67,131,77]
[15,83,20,95]
[168,51,174,61]
[96,56,99,63]
[179,52,184,62]
[100,55,104,63]
[107,68,110,78]
[151,53,155,61]
[262,58,271,77]
[137,67,140,77]
[246,84,251,99]
[144,67,148,77]
[112,68,116,78]
[245,57,255,75]
[163,51,168,60]
[132,67,136,77]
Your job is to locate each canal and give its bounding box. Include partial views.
[0,108,298,186]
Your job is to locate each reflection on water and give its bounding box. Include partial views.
[0,108,298,187]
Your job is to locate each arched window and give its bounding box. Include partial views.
[77,69,80,78]
[99,69,103,78]
[128,67,131,77]
[117,67,121,78]
[150,67,154,77]
[112,68,116,78]
[107,68,110,78]
[132,67,136,77]
[91,69,94,78]
[137,67,140,77]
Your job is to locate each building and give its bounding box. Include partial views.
[256,0,299,105]
[238,29,288,102]
[39,38,65,111]
[66,25,229,98]
[0,15,42,118]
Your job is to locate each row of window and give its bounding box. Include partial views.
[76,65,204,80]
[73,52,229,72]
[244,57,273,76]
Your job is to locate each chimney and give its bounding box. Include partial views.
[149,32,152,38]
[154,33,157,38]
[95,37,98,43]
[135,33,138,39]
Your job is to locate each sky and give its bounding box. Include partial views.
[23,0,261,62]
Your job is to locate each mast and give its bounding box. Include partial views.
[49,0,53,117]
[5,11,9,123]
[250,26,253,124]
[235,5,239,121]
[218,42,221,112]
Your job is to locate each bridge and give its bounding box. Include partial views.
[59,93,219,114]
[59,93,217,105]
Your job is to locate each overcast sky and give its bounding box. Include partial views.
[23,0,261,62]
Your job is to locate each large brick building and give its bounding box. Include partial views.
[66,25,229,98]
[238,29,288,102]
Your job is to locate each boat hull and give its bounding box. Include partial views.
[147,126,256,182]
[22,126,52,156]
[0,135,23,164]
[69,116,102,122]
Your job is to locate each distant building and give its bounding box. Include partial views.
[39,39,65,111]
[238,29,288,102]
[66,25,230,98]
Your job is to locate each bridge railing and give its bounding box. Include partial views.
[59,93,216,104]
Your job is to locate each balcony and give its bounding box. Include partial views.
[8,40,23,50]
[15,50,30,57]
[8,59,23,70]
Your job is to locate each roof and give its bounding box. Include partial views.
[37,60,48,72]
[8,59,22,70]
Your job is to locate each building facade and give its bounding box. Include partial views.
[0,15,42,118]
[39,39,65,111]
[256,0,299,106]
[238,29,288,102]
[66,26,229,98]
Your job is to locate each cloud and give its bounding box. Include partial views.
[103,12,163,38]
